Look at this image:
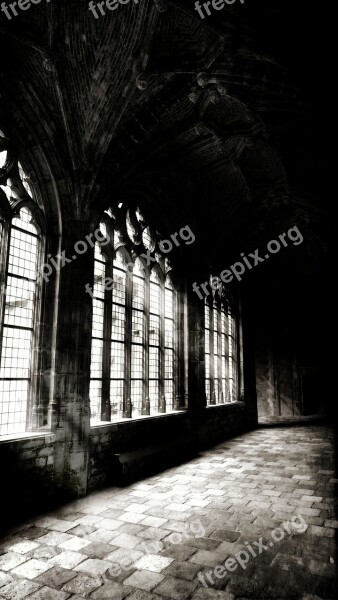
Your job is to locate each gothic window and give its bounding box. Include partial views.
[204,285,239,405]
[89,203,182,422]
[0,130,43,436]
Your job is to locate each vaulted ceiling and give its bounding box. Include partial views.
[0,0,332,279]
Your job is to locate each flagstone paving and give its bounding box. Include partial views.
[0,425,336,599]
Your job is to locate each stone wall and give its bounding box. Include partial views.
[0,433,56,533]
[88,402,258,492]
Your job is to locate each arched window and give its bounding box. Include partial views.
[89,203,182,422]
[0,130,44,436]
[204,284,239,405]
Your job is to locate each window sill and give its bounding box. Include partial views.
[90,409,187,428]
[206,401,245,409]
[0,430,55,444]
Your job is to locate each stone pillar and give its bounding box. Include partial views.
[52,221,93,500]
[187,286,206,424]
[175,281,187,409]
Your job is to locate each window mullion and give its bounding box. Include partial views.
[173,285,180,410]
[102,261,112,421]
[27,223,45,430]
[217,304,222,404]
[144,271,150,415]
[228,305,233,402]
[159,278,165,413]
[124,266,132,418]
[0,222,11,366]
[209,302,215,405]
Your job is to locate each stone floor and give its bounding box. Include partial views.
[0,425,336,600]
[258,416,325,426]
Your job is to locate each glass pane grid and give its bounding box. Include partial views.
[149,379,159,414]
[149,347,159,379]
[214,379,219,402]
[8,228,38,280]
[131,344,143,377]
[12,207,37,235]
[205,328,210,354]
[113,269,126,305]
[165,379,173,412]
[94,243,106,263]
[132,274,145,310]
[165,318,173,348]
[214,333,218,379]
[92,298,104,337]
[110,380,124,420]
[93,257,106,300]
[205,303,210,330]
[150,281,160,315]
[165,348,173,379]
[205,379,211,405]
[221,333,226,357]
[89,380,102,422]
[89,220,180,424]
[205,301,237,406]
[0,208,40,435]
[111,341,125,378]
[0,328,32,380]
[0,380,28,436]
[112,304,125,341]
[132,310,144,343]
[205,354,210,379]
[165,286,173,317]
[4,276,35,327]
[90,338,103,378]
[131,379,143,417]
[149,314,159,345]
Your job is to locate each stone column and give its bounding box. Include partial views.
[187,285,206,424]
[52,221,93,500]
